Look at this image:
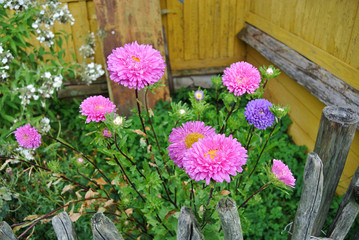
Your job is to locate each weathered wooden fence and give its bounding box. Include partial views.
[1,105,358,239]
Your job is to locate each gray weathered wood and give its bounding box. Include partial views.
[327,167,359,236]
[0,221,17,240]
[177,206,204,240]
[91,213,124,240]
[217,197,243,240]
[311,106,359,236]
[237,24,359,131]
[291,152,323,240]
[52,211,78,240]
[327,178,359,240]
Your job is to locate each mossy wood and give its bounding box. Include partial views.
[52,211,78,240]
[291,152,323,240]
[311,106,359,236]
[93,0,169,116]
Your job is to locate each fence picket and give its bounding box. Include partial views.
[52,211,78,240]
[91,213,124,240]
[177,206,204,240]
[217,197,243,240]
[0,221,17,240]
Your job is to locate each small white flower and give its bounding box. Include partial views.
[44,72,51,79]
[266,67,274,75]
[33,95,39,100]
[113,116,124,126]
[179,109,186,115]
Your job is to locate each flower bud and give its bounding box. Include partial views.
[113,116,124,126]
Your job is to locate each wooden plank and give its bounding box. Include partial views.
[87,1,104,66]
[219,0,229,57]
[217,198,243,240]
[227,0,236,58]
[292,0,306,36]
[245,12,359,90]
[52,211,78,240]
[93,0,170,116]
[328,167,359,238]
[291,152,323,240]
[58,82,108,99]
[183,0,198,60]
[177,206,204,240]
[198,0,213,59]
[345,3,359,68]
[166,0,184,61]
[238,24,359,118]
[312,106,359,236]
[0,222,17,240]
[212,0,221,59]
[91,213,124,240]
[171,57,241,71]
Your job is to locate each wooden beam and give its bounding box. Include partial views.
[217,198,244,240]
[177,206,204,240]
[237,24,359,130]
[52,211,78,240]
[93,0,169,116]
[91,213,124,240]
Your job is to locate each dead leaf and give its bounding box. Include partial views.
[92,177,107,185]
[125,208,133,215]
[84,189,98,199]
[104,199,114,208]
[147,145,152,153]
[148,162,157,168]
[148,109,154,117]
[132,129,147,138]
[165,210,177,220]
[75,190,83,199]
[145,126,150,131]
[24,215,40,221]
[97,207,106,213]
[69,212,82,222]
[220,190,231,196]
[0,159,12,170]
[61,184,73,194]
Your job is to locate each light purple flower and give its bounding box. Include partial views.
[272,159,296,188]
[79,95,116,123]
[194,90,204,100]
[102,129,112,138]
[244,99,275,129]
[14,124,41,149]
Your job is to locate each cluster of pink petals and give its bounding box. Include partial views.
[14,124,42,149]
[222,61,261,96]
[102,129,112,138]
[272,159,296,188]
[79,95,116,123]
[107,41,166,91]
[183,134,247,185]
[168,121,216,168]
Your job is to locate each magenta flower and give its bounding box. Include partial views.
[168,121,216,168]
[222,61,261,96]
[194,90,204,100]
[107,41,166,91]
[244,99,275,129]
[272,159,296,188]
[183,134,247,185]
[14,124,42,149]
[79,95,116,123]
[102,129,112,138]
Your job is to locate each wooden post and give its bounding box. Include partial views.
[91,213,124,240]
[311,106,359,236]
[0,222,17,240]
[291,152,323,240]
[216,197,244,240]
[326,169,359,240]
[93,0,169,116]
[177,206,204,240]
[52,211,78,240]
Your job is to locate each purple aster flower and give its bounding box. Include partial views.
[244,99,275,129]
[168,121,216,168]
[272,159,296,188]
[183,134,247,185]
[79,95,116,123]
[14,124,42,149]
[102,129,112,138]
[194,90,204,100]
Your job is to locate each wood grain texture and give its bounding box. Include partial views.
[291,152,323,240]
[177,206,204,240]
[217,198,243,240]
[52,211,78,240]
[93,0,169,116]
[0,222,17,240]
[91,213,124,240]
[311,106,359,236]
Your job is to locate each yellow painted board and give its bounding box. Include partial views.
[233,0,247,59]
[218,0,229,57]
[292,0,306,36]
[166,0,184,61]
[226,0,236,58]
[198,0,213,59]
[246,12,359,90]
[68,1,90,63]
[345,3,359,69]
[86,1,104,66]
[170,57,241,71]
[212,0,221,59]
[183,0,198,60]
[300,0,321,44]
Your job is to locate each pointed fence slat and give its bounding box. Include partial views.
[217,197,243,240]
[177,206,204,240]
[91,213,124,240]
[311,106,359,236]
[0,221,17,240]
[291,152,323,240]
[52,211,78,240]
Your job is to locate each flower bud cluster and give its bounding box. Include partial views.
[0,0,35,11]
[39,117,51,133]
[79,32,96,58]
[0,44,13,81]
[80,62,105,85]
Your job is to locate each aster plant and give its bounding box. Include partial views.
[2,39,300,239]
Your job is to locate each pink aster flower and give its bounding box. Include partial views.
[222,61,261,96]
[102,129,112,138]
[183,134,247,185]
[168,121,216,168]
[272,159,296,188]
[79,95,116,123]
[107,41,166,91]
[14,124,42,149]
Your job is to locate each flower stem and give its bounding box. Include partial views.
[135,89,149,146]
[201,183,216,229]
[245,125,254,149]
[220,99,237,134]
[247,121,278,180]
[237,182,270,210]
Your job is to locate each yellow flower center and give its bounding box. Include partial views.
[132,56,140,62]
[236,77,247,85]
[195,93,202,99]
[95,105,104,110]
[23,134,29,140]
[205,150,218,161]
[184,133,204,149]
